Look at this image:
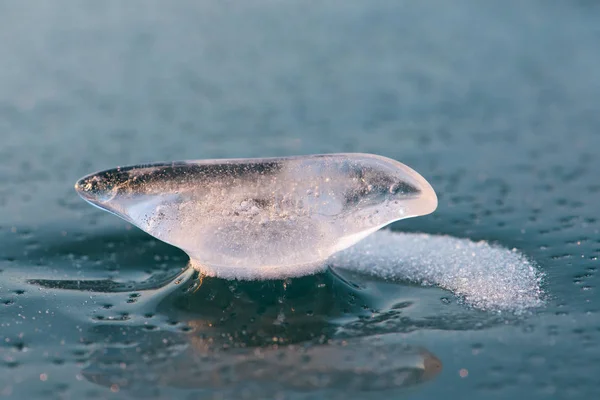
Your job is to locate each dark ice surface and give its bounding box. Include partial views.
[1,1,600,399]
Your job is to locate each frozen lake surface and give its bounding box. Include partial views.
[1,1,599,398]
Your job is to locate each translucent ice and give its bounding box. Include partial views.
[75,153,437,279]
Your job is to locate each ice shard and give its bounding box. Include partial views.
[75,153,437,279]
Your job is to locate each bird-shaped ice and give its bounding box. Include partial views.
[75,153,437,279]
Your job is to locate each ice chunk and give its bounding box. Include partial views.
[75,153,437,279]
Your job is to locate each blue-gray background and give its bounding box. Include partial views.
[1,1,599,399]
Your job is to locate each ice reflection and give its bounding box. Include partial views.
[82,324,442,398]
[74,270,442,398]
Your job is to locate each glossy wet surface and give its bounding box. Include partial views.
[1,1,600,399]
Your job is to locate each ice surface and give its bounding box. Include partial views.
[75,153,437,278]
[331,230,545,311]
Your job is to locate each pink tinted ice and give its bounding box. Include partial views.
[75,153,437,279]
